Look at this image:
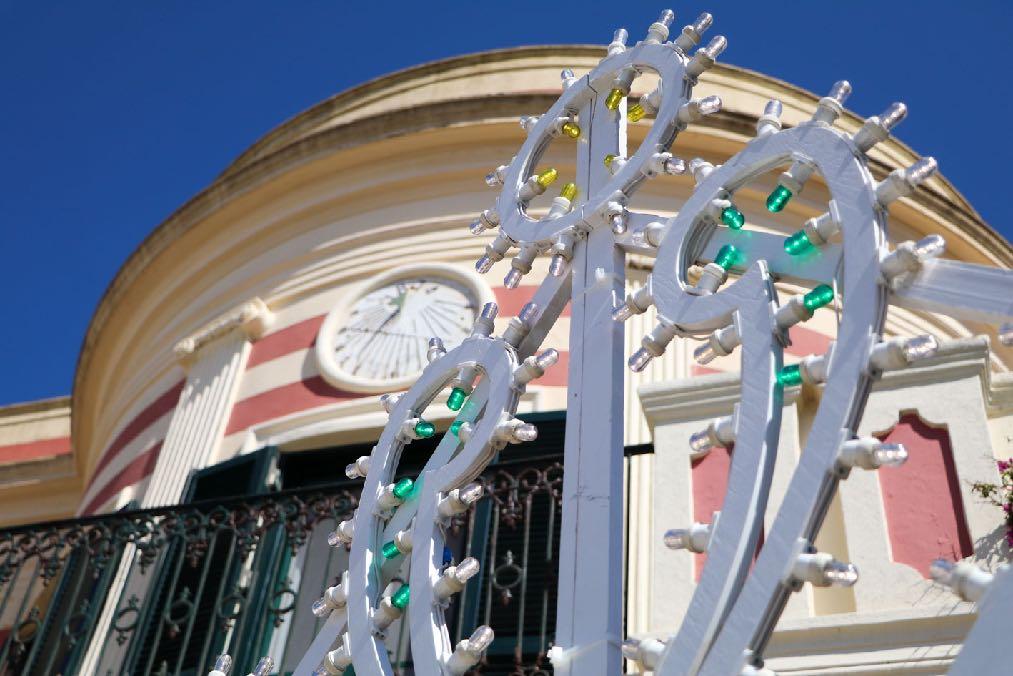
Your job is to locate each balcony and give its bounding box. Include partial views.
[0,414,639,675]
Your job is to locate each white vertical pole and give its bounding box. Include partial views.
[554,92,626,675]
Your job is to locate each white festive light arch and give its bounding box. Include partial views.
[210,8,1013,676]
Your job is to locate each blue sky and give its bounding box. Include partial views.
[1,1,1011,406]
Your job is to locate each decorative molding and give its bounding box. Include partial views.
[172,297,273,363]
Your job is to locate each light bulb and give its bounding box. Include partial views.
[454,557,481,582]
[480,302,498,321]
[688,429,713,454]
[612,28,628,45]
[913,234,945,258]
[880,102,908,131]
[560,68,575,81]
[628,103,646,123]
[663,156,686,174]
[382,540,401,559]
[380,392,401,413]
[664,529,689,550]
[518,302,539,324]
[605,88,625,111]
[450,419,464,436]
[656,9,675,27]
[514,423,538,442]
[504,268,523,289]
[475,255,493,273]
[901,335,938,363]
[690,12,712,34]
[777,364,803,387]
[213,655,233,674]
[549,255,567,277]
[766,185,792,213]
[447,387,468,411]
[1001,323,1013,347]
[822,561,859,587]
[764,99,783,118]
[468,626,495,652]
[628,347,653,373]
[929,559,955,586]
[828,80,852,104]
[693,342,718,365]
[714,244,740,271]
[251,657,275,676]
[311,597,331,618]
[519,115,539,132]
[906,157,938,185]
[560,121,580,139]
[536,167,558,189]
[610,211,628,234]
[872,443,908,467]
[802,284,835,312]
[392,477,415,500]
[720,206,744,230]
[560,182,578,201]
[536,349,559,370]
[784,230,814,256]
[414,419,436,438]
[603,154,616,168]
[390,584,410,610]
[697,95,722,116]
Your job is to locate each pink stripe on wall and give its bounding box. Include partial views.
[89,381,183,483]
[786,325,832,358]
[0,437,70,464]
[877,414,973,577]
[247,315,325,368]
[82,441,162,515]
[225,376,360,435]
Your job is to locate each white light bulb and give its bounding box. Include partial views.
[880,102,907,130]
[872,443,908,468]
[468,625,495,652]
[688,429,713,454]
[697,95,722,116]
[311,597,331,618]
[700,35,727,59]
[514,423,538,442]
[828,80,852,104]
[612,303,635,322]
[213,654,233,675]
[901,334,939,363]
[929,558,956,586]
[475,255,494,274]
[663,156,686,175]
[504,268,523,289]
[549,254,567,277]
[694,342,718,365]
[691,12,712,33]
[822,561,859,587]
[250,657,274,676]
[535,349,559,370]
[764,99,783,118]
[913,234,945,259]
[610,212,627,234]
[664,528,689,550]
[1000,323,1013,347]
[454,557,481,582]
[656,9,675,27]
[518,302,539,324]
[628,347,653,372]
[906,157,938,186]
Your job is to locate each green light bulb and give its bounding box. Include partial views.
[766,185,793,213]
[391,584,411,610]
[450,420,464,436]
[382,540,401,559]
[392,477,414,500]
[447,388,468,411]
[714,244,741,271]
[784,230,814,256]
[414,420,435,438]
[777,364,803,387]
[803,284,835,312]
[720,206,745,230]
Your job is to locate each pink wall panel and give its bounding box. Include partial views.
[691,446,731,578]
[877,413,973,577]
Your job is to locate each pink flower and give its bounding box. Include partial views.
[999,460,1011,472]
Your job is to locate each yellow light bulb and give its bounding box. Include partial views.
[628,103,646,123]
[560,182,578,201]
[536,168,558,189]
[604,154,615,168]
[605,88,625,111]
[561,121,581,139]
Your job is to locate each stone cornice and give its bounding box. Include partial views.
[639,371,801,428]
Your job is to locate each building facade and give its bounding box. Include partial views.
[0,46,1011,674]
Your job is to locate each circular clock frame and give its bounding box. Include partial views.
[315,263,496,394]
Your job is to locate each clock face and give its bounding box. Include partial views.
[331,276,478,384]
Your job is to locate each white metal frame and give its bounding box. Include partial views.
[285,8,1013,676]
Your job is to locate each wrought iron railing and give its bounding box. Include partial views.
[0,453,573,676]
